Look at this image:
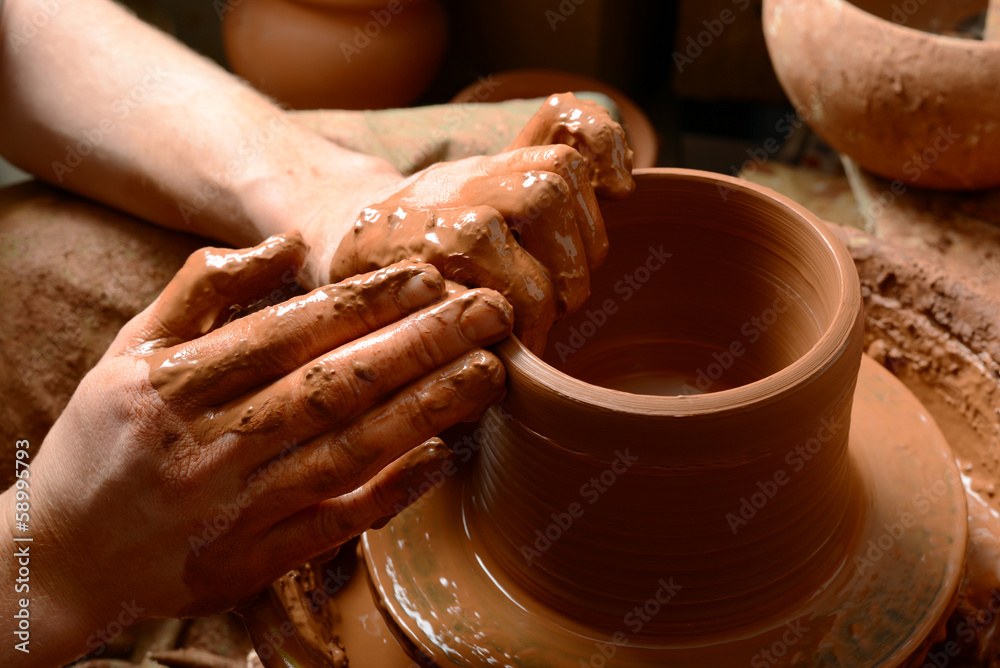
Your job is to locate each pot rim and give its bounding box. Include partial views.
[791,0,998,48]
[496,167,862,417]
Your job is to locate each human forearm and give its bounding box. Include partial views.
[0,482,100,668]
[0,0,401,284]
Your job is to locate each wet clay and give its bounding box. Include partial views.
[328,203,556,355]
[268,560,348,667]
[764,0,1000,189]
[360,170,967,667]
[453,71,658,171]
[147,253,509,445]
[328,94,635,354]
[831,226,1000,515]
[829,224,1000,662]
[151,231,308,344]
[507,93,636,198]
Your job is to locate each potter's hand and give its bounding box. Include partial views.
[328,93,634,354]
[4,232,509,662]
[507,92,635,199]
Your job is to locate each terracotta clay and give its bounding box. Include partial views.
[763,0,1000,189]
[145,249,510,445]
[222,0,447,110]
[361,170,967,666]
[328,93,635,353]
[507,92,635,198]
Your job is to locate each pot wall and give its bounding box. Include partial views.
[475,169,866,637]
[764,0,1000,190]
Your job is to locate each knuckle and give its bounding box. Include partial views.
[313,436,366,496]
[188,246,219,271]
[459,207,507,245]
[536,171,571,199]
[407,392,445,436]
[297,362,360,427]
[547,142,584,165]
[403,319,449,370]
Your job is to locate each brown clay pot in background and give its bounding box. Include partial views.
[361,169,967,666]
[763,0,1000,190]
[222,0,447,110]
[451,68,659,170]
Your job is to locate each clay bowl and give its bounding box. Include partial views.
[763,0,1000,190]
[361,169,967,666]
[222,0,447,110]
[450,69,659,170]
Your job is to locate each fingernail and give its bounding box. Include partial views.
[459,296,512,344]
[397,273,443,311]
[449,350,506,404]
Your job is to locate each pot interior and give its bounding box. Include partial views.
[848,0,986,36]
[540,172,841,397]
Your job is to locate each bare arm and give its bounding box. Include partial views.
[0,0,400,285]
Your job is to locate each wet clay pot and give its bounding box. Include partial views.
[362,169,967,666]
[222,0,447,110]
[763,0,1000,190]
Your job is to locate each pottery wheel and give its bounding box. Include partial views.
[362,355,967,667]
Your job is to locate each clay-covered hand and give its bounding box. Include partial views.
[507,92,635,199]
[328,93,635,354]
[17,232,510,634]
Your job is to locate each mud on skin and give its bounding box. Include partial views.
[329,93,636,354]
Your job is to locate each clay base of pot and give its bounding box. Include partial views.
[361,355,966,667]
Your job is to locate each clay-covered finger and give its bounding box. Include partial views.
[149,232,308,344]
[260,438,455,572]
[146,262,447,406]
[434,206,557,353]
[462,171,590,315]
[507,92,636,200]
[202,289,512,449]
[494,145,609,271]
[331,204,557,353]
[260,349,504,515]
